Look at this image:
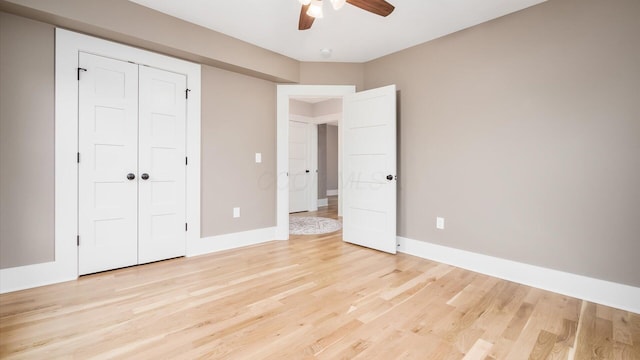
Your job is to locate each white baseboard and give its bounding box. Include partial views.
[397,236,640,314]
[1,227,277,294]
[0,261,77,294]
[327,189,338,196]
[318,198,328,207]
[187,227,277,257]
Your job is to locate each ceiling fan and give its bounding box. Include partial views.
[297,0,395,30]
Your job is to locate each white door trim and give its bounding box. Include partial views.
[0,29,201,293]
[276,85,355,240]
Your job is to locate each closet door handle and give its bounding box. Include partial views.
[141,173,150,180]
[126,173,135,180]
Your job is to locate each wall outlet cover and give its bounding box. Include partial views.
[233,207,240,218]
[436,217,445,230]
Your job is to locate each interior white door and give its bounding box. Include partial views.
[78,52,139,275]
[289,120,309,213]
[342,85,397,254]
[138,66,187,264]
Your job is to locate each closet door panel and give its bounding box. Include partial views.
[138,66,187,264]
[78,52,139,275]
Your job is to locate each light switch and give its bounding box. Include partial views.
[255,153,262,163]
[436,217,445,230]
[233,207,240,218]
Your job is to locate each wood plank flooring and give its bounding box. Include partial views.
[1,198,638,359]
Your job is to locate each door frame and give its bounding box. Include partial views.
[0,28,201,293]
[276,85,355,240]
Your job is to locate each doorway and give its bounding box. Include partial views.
[276,85,355,239]
[288,97,342,215]
[277,84,398,255]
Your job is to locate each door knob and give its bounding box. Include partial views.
[305,170,310,173]
[141,173,150,180]
[127,173,135,180]
[386,175,394,181]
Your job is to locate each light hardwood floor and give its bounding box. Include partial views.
[1,197,638,359]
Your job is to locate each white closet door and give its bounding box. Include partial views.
[78,52,139,275]
[137,66,187,264]
[289,120,309,213]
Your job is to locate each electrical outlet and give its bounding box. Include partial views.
[255,153,262,163]
[233,207,240,218]
[436,217,445,230]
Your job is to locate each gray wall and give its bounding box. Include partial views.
[289,99,314,117]
[317,125,327,200]
[313,98,342,117]
[326,125,339,192]
[0,12,54,269]
[299,62,364,91]
[364,0,640,287]
[201,65,276,237]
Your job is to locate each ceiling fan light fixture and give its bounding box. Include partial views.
[298,0,311,5]
[330,0,346,10]
[306,0,324,18]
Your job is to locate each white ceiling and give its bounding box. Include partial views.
[129,0,546,63]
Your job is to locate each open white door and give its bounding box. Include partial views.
[342,85,397,254]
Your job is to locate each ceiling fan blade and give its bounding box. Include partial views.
[346,0,395,17]
[298,4,315,30]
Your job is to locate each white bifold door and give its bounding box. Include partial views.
[342,85,397,254]
[78,52,187,275]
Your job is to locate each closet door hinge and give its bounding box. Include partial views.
[185,89,191,99]
[185,223,188,232]
[77,67,87,80]
[77,235,80,246]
